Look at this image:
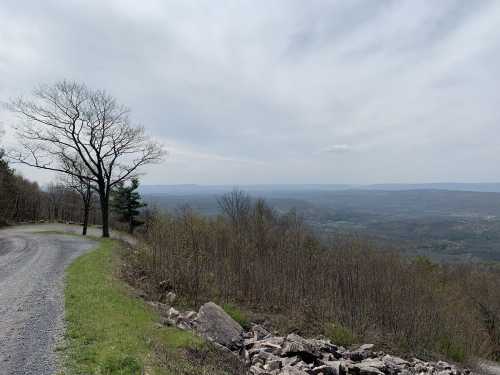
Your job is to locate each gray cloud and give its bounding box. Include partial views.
[320,145,353,154]
[1,0,500,184]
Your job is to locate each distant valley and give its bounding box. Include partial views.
[142,184,500,263]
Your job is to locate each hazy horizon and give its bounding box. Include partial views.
[2,1,500,185]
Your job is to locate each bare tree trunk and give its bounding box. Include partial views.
[101,194,110,238]
[129,215,134,234]
[82,205,89,236]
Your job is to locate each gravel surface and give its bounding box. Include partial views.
[0,225,96,375]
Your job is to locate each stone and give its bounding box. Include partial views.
[353,364,385,375]
[281,333,320,362]
[252,324,272,340]
[359,358,386,370]
[437,361,452,370]
[309,339,340,357]
[165,291,177,304]
[310,364,345,375]
[382,354,409,367]
[280,356,301,367]
[263,359,282,371]
[252,350,277,364]
[344,349,370,362]
[359,344,374,351]
[182,310,197,320]
[249,364,268,374]
[167,307,179,319]
[195,302,244,350]
[247,336,285,356]
[280,366,310,375]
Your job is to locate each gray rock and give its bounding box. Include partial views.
[252,324,272,340]
[252,350,277,364]
[182,310,197,320]
[263,359,282,371]
[382,354,409,368]
[353,364,385,375]
[165,291,177,304]
[281,333,320,362]
[249,364,269,374]
[359,344,374,351]
[359,358,386,370]
[280,365,310,375]
[247,336,285,356]
[280,356,301,367]
[167,306,179,319]
[309,339,340,357]
[195,301,244,350]
[310,363,345,375]
[344,349,371,362]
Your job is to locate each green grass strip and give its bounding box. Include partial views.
[63,239,203,374]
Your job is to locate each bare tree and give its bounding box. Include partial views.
[61,173,94,235]
[7,81,164,237]
[58,156,98,235]
[217,189,251,229]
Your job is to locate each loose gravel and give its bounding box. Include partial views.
[0,226,95,375]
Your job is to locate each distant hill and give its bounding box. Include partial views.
[365,183,500,193]
[141,183,500,195]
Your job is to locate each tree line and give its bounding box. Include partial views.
[0,148,100,226]
[134,190,500,363]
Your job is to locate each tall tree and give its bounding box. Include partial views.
[111,178,146,234]
[0,148,16,224]
[0,127,17,224]
[7,81,164,237]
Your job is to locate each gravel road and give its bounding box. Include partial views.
[0,225,96,375]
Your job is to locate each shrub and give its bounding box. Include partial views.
[437,337,466,363]
[324,322,356,347]
[223,303,251,330]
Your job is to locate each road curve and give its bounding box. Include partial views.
[0,226,96,375]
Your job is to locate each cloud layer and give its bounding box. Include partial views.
[1,0,499,184]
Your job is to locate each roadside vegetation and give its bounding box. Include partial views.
[0,147,101,228]
[132,190,500,363]
[63,237,244,375]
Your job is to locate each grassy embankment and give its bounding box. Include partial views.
[62,237,241,375]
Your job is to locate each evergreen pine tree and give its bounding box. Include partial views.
[111,178,146,234]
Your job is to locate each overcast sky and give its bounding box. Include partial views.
[1,0,500,185]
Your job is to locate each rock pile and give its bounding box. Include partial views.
[241,330,470,375]
[149,297,473,375]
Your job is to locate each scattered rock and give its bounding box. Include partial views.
[194,301,244,350]
[148,300,474,375]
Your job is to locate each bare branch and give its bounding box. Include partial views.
[7,80,165,237]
